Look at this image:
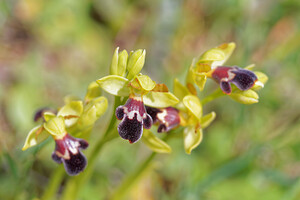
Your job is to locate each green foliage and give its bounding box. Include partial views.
[1,0,300,199]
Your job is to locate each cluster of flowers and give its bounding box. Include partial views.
[23,43,268,175]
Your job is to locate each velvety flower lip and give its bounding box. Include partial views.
[52,133,89,176]
[116,95,152,143]
[146,106,180,133]
[211,66,258,94]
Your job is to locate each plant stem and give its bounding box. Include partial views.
[111,152,157,200]
[41,166,65,200]
[201,89,225,105]
[60,96,121,200]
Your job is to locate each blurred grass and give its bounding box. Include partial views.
[1,0,300,199]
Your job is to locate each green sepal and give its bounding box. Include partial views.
[86,96,108,118]
[197,42,236,68]
[110,47,119,75]
[78,105,98,128]
[43,116,66,138]
[184,126,203,154]
[173,79,189,101]
[97,75,130,96]
[194,73,207,91]
[252,71,268,91]
[244,64,255,71]
[110,47,128,76]
[136,74,156,91]
[64,95,81,104]
[143,91,179,108]
[118,50,128,76]
[230,89,259,104]
[22,125,49,151]
[201,111,216,129]
[126,49,146,80]
[142,130,172,153]
[85,82,102,102]
[43,112,56,122]
[183,95,202,120]
[57,101,83,127]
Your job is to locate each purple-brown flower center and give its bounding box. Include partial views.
[52,133,88,176]
[146,106,180,133]
[211,66,258,94]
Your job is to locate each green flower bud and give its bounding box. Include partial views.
[126,49,146,80]
[110,47,128,76]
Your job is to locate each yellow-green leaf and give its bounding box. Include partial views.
[184,127,203,154]
[143,91,179,108]
[142,130,172,153]
[97,75,130,96]
[183,95,202,120]
[22,125,49,151]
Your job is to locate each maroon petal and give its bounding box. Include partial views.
[63,152,87,176]
[231,67,257,91]
[52,134,89,176]
[145,106,180,133]
[116,96,152,143]
[118,113,143,143]
[220,81,232,94]
[211,66,258,94]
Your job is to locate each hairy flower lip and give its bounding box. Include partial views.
[116,95,152,143]
[211,66,258,94]
[52,133,89,176]
[146,106,180,133]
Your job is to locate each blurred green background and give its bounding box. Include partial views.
[1,0,300,199]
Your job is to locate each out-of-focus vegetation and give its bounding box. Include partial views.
[1,0,300,199]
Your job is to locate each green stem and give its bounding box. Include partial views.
[201,89,225,105]
[41,166,65,200]
[111,152,157,200]
[60,96,121,200]
[110,133,173,200]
